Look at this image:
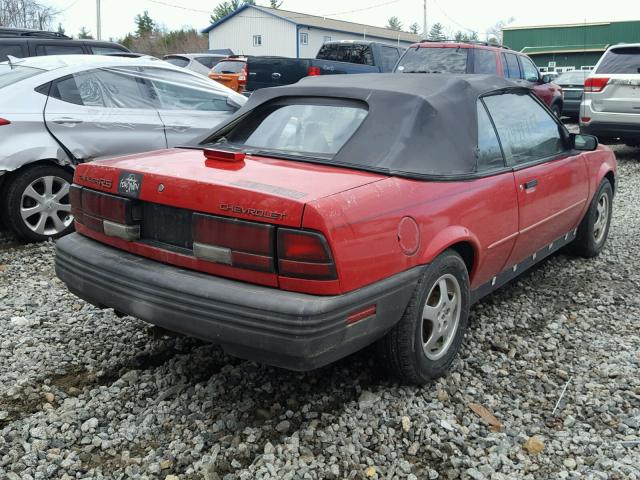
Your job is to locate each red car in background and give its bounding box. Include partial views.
[395,40,564,116]
[55,74,615,384]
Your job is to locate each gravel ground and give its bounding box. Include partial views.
[1,141,639,480]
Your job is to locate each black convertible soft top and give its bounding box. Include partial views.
[202,73,529,179]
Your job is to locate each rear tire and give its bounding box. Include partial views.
[377,250,470,384]
[571,179,613,258]
[3,165,74,243]
[550,103,561,117]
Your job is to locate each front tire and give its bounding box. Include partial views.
[377,250,470,384]
[3,165,74,242]
[571,179,613,258]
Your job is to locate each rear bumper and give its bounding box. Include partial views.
[55,233,421,370]
[580,121,640,140]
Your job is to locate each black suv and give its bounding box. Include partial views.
[0,28,129,62]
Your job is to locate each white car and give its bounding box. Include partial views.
[580,43,640,145]
[0,55,246,242]
[163,53,227,76]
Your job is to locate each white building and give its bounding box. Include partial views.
[202,5,421,58]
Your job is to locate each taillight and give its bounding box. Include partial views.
[584,77,610,93]
[71,185,141,240]
[193,213,275,272]
[307,66,321,76]
[0,118,10,126]
[81,189,139,224]
[277,229,336,280]
[238,64,247,85]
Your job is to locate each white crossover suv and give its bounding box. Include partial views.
[580,43,640,145]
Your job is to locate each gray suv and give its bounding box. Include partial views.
[580,43,640,145]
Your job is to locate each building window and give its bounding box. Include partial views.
[323,35,331,43]
[253,35,262,47]
[300,32,308,45]
[581,65,595,71]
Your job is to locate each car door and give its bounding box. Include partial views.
[518,55,554,106]
[142,66,238,146]
[44,66,166,161]
[482,92,589,266]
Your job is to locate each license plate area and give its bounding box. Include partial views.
[141,203,193,249]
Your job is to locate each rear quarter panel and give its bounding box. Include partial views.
[302,174,520,293]
[584,145,618,199]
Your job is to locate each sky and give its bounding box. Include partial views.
[44,0,637,42]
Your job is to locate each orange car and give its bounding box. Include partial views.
[208,56,247,93]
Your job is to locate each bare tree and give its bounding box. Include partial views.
[486,17,514,44]
[0,0,57,30]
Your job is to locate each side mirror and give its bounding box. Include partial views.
[541,74,552,84]
[571,133,598,151]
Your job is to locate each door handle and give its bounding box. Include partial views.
[51,117,83,125]
[523,179,538,190]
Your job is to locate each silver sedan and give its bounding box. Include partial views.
[0,55,246,242]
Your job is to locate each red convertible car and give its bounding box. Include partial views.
[55,74,616,384]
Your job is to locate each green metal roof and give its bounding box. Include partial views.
[504,20,640,54]
[522,44,609,55]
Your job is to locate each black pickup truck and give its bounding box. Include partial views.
[246,41,404,91]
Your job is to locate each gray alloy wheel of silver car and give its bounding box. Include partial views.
[3,165,74,242]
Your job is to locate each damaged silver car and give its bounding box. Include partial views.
[0,55,246,242]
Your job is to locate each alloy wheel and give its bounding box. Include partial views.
[20,175,73,236]
[421,273,462,361]
[593,191,609,244]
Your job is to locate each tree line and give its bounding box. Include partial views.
[385,16,513,44]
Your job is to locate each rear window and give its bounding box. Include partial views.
[195,56,222,69]
[596,47,640,74]
[0,66,45,89]
[222,100,368,157]
[164,56,189,68]
[555,71,588,84]
[396,47,468,74]
[212,61,245,74]
[316,44,374,66]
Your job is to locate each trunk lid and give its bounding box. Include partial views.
[246,57,310,91]
[75,148,386,228]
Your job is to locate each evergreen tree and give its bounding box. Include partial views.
[269,0,282,8]
[427,22,446,41]
[135,10,155,37]
[78,26,93,39]
[386,16,403,32]
[454,30,470,42]
[408,22,420,35]
[211,0,256,23]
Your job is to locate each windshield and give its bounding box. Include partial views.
[216,101,368,157]
[212,61,245,74]
[0,65,45,89]
[596,47,640,74]
[555,71,589,84]
[396,47,468,74]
